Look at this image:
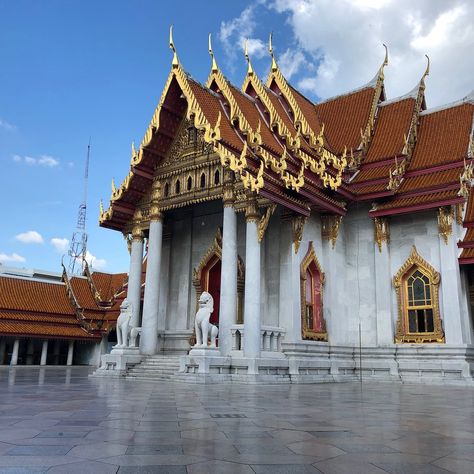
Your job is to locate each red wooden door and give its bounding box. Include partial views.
[207,260,221,325]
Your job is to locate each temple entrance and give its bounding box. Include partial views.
[193,228,245,331]
[199,257,221,325]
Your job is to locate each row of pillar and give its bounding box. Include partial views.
[1,339,74,366]
[127,186,264,358]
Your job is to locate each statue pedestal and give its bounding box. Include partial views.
[91,346,143,377]
[188,346,221,357]
[181,346,228,375]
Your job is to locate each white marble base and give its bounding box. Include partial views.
[91,348,143,377]
[189,346,221,356]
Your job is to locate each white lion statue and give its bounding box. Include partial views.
[194,292,219,348]
[115,299,134,348]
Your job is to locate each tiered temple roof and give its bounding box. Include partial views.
[0,264,127,340]
[98,32,473,264]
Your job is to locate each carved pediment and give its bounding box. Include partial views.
[159,118,213,168]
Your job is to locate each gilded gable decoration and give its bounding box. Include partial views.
[438,206,454,245]
[374,217,390,252]
[291,215,307,254]
[321,215,342,249]
[393,246,444,343]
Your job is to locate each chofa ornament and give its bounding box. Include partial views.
[194,292,219,348]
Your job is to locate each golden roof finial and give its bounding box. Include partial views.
[99,199,104,216]
[422,54,430,82]
[111,178,116,195]
[377,43,389,80]
[208,33,218,73]
[269,32,277,72]
[169,25,179,68]
[244,39,254,75]
[131,140,136,157]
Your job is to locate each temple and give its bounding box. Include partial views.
[5,30,474,384]
[0,264,127,366]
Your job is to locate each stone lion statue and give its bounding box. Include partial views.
[115,299,133,348]
[194,292,219,348]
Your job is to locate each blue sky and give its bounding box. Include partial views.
[1,0,472,274]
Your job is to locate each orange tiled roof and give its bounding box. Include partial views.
[371,190,462,213]
[0,320,97,339]
[365,98,415,163]
[315,87,375,153]
[409,103,473,170]
[91,271,127,302]
[0,277,74,314]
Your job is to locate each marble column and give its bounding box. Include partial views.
[141,209,164,356]
[219,200,238,356]
[66,340,74,366]
[10,339,19,366]
[374,218,393,345]
[40,340,48,366]
[128,227,145,328]
[439,213,469,344]
[243,200,261,360]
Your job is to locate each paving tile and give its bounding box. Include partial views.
[187,460,255,474]
[5,446,71,456]
[251,466,323,474]
[125,445,183,455]
[67,442,129,460]
[118,467,185,474]
[432,456,474,473]
[47,460,119,473]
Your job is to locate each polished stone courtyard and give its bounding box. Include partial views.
[0,368,474,473]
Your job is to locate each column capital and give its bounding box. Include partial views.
[131,225,145,242]
[223,169,235,207]
[245,198,260,223]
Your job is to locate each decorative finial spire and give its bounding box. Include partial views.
[99,199,104,215]
[382,43,388,68]
[208,33,218,73]
[111,178,116,195]
[422,54,430,82]
[131,140,136,157]
[169,25,179,68]
[244,39,254,75]
[269,32,277,72]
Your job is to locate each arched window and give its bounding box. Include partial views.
[163,182,169,197]
[175,179,181,194]
[187,176,193,191]
[300,242,327,341]
[394,246,444,343]
[214,169,220,185]
[200,173,206,188]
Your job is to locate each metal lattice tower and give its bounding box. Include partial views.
[67,139,91,274]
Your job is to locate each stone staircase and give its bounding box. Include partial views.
[126,355,181,381]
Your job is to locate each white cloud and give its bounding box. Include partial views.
[12,154,60,167]
[51,237,69,253]
[15,231,44,244]
[219,5,267,66]
[266,0,474,106]
[0,118,16,131]
[84,250,107,271]
[0,253,26,264]
[38,155,59,167]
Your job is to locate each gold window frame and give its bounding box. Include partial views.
[393,246,445,343]
[300,241,327,341]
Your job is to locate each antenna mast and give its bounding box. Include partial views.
[67,139,91,274]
